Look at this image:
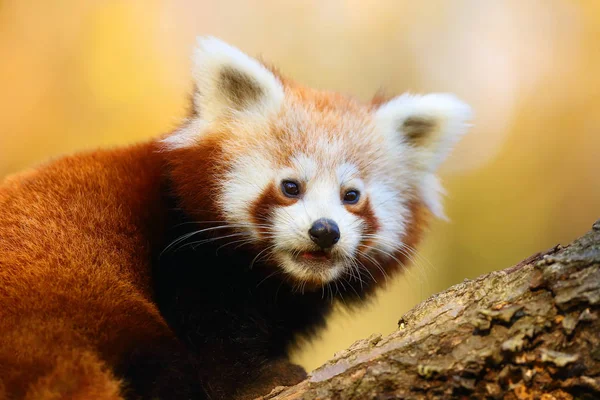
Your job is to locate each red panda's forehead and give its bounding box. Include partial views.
[257,92,386,175]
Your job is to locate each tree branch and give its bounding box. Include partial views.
[260,220,600,399]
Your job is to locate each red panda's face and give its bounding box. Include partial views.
[163,38,471,289]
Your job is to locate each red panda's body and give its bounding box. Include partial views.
[0,144,209,399]
[0,38,471,399]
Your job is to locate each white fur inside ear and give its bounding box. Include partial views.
[192,36,284,123]
[375,93,472,172]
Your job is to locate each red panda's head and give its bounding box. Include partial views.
[161,38,471,289]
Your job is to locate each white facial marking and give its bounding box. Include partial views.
[290,154,317,182]
[367,180,409,254]
[421,174,448,220]
[266,156,365,283]
[336,163,358,184]
[220,153,273,238]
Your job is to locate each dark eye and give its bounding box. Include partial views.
[343,190,360,204]
[281,180,300,197]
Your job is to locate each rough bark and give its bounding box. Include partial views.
[260,220,600,400]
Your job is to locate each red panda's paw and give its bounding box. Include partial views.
[116,339,208,400]
[233,359,307,400]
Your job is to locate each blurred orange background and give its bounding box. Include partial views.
[1,1,598,371]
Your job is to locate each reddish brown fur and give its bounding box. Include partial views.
[166,135,226,222]
[352,197,384,269]
[0,143,183,399]
[250,182,296,236]
[345,201,427,286]
[347,197,380,235]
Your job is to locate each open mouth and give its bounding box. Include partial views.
[299,250,331,262]
[301,250,331,260]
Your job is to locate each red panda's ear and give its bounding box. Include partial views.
[375,93,472,172]
[190,37,284,124]
[162,37,285,150]
[375,93,472,218]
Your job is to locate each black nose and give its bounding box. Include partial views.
[308,218,340,249]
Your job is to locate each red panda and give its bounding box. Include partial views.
[0,37,471,399]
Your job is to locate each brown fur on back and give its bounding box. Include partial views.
[0,143,176,399]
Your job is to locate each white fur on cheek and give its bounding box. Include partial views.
[220,153,273,238]
[367,181,409,254]
[421,174,448,220]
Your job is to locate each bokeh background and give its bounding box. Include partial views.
[1,0,599,371]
